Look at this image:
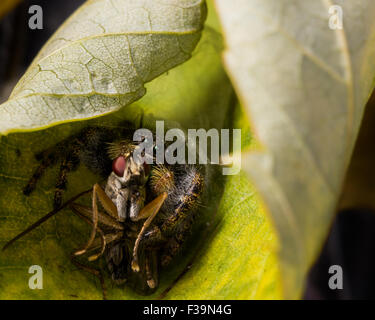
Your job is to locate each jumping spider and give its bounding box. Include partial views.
[4,125,204,298]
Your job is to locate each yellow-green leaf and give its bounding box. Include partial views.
[0,2,281,298]
[0,0,283,299]
[215,0,375,298]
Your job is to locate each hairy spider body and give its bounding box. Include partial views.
[148,165,204,266]
[18,125,204,296]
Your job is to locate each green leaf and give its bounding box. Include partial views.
[0,0,207,135]
[162,104,282,299]
[0,2,281,299]
[214,0,375,298]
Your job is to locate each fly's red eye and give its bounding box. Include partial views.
[112,156,126,177]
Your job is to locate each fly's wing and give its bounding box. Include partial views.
[105,238,159,295]
[105,241,130,285]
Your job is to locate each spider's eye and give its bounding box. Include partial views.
[112,156,126,177]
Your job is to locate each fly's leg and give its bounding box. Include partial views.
[70,255,108,300]
[70,205,107,299]
[131,192,167,272]
[2,188,93,252]
[133,165,177,252]
[74,183,118,258]
[70,202,123,262]
[69,199,123,300]
[145,250,158,289]
[70,203,123,231]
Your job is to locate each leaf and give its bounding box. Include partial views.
[161,103,282,299]
[214,0,375,298]
[0,0,21,19]
[0,0,207,135]
[339,91,375,211]
[0,1,281,299]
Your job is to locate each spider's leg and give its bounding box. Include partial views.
[160,216,194,267]
[53,126,114,209]
[23,150,59,196]
[141,165,204,266]
[54,154,80,209]
[159,165,203,235]
[24,126,119,207]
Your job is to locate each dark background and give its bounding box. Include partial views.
[1,0,374,300]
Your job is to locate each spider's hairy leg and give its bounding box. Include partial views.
[53,127,119,209]
[139,165,204,264]
[159,165,203,235]
[160,216,194,267]
[54,153,80,209]
[23,149,59,196]
[23,126,119,208]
